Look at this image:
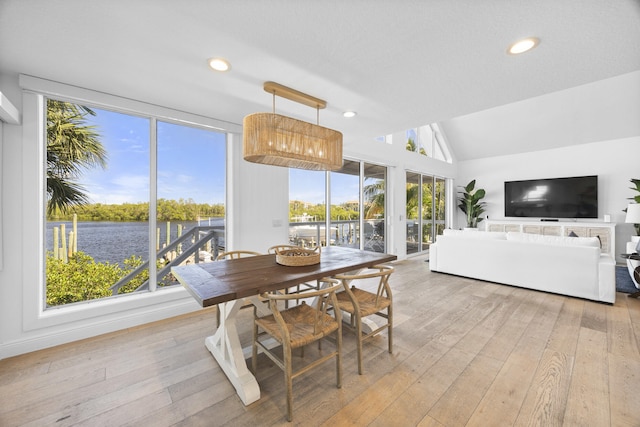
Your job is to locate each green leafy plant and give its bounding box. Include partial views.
[46,252,120,306]
[458,179,486,228]
[45,252,169,306]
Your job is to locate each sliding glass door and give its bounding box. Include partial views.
[363,163,386,252]
[433,176,446,239]
[406,172,446,254]
[289,160,387,253]
[406,172,420,255]
[330,159,360,249]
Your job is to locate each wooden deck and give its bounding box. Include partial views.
[1,257,639,426]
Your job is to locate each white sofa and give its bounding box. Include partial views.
[429,229,616,303]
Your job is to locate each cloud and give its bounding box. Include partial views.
[84,174,150,204]
[175,174,193,184]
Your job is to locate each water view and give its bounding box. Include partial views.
[46,220,224,265]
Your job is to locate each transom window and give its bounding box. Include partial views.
[404,123,451,163]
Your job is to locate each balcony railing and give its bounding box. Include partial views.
[112,219,389,295]
[109,226,224,294]
[288,219,385,252]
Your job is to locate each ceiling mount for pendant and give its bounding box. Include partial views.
[242,81,343,171]
[263,81,327,109]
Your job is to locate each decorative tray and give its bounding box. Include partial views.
[275,246,321,266]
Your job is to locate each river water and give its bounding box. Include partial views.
[46,219,224,265]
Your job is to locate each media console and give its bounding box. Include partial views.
[484,220,616,259]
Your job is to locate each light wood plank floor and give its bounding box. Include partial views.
[1,258,639,426]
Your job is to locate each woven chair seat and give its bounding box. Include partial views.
[256,302,339,348]
[335,287,391,317]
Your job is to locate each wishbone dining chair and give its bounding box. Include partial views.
[252,278,343,422]
[334,264,394,375]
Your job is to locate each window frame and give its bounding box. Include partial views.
[20,75,240,331]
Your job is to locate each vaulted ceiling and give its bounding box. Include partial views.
[1,0,639,161]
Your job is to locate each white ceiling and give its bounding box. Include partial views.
[1,0,639,161]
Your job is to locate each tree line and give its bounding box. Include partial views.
[48,199,365,222]
[47,198,225,222]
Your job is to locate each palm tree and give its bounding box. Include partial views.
[406,137,427,156]
[46,100,107,215]
[405,183,420,219]
[368,180,436,220]
[363,179,385,219]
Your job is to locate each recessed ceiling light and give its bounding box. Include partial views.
[208,57,231,72]
[507,37,540,55]
[343,111,357,118]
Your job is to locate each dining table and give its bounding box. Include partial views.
[172,246,397,405]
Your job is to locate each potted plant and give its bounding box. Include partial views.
[626,178,640,236]
[458,179,486,229]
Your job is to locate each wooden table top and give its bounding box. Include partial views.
[172,246,397,307]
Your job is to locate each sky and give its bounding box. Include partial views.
[79,107,360,206]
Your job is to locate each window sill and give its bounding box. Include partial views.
[25,286,199,331]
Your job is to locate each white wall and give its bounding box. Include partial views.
[226,132,290,252]
[0,74,21,356]
[455,136,640,260]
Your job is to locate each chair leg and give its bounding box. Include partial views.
[336,327,342,388]
[284,343,293,422]
[388,306,393,354]
[355,313,364,375]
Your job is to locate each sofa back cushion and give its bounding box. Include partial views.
[442,229,507,239]
[506,232,600,247]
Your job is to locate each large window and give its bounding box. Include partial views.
[330,160,360,249]
[289,160,387,252]
[45,100,226,308]
[289,169,326,247]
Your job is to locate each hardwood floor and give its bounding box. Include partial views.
[1,258,639,426]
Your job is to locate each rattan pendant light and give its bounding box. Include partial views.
[243,82,343,171]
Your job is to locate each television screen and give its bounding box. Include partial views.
[504,175,598,219]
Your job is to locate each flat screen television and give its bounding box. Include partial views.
[504,175,598,219]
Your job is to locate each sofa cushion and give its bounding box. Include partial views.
[506,232,600,247]
[443,229,507,239]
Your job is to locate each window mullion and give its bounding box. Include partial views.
[149,118,158,292]
[325,171,331,245]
